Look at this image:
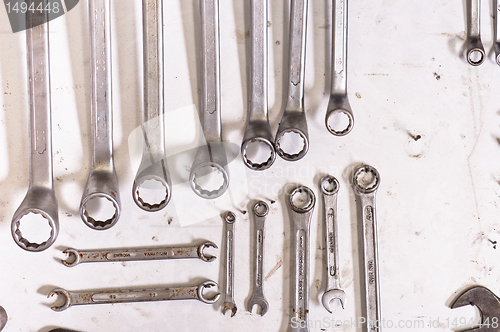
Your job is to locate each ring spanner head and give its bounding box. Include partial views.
[198,241,218,262]
[197,280,221,304]
[132,161,172,212]
[451,286,500,332]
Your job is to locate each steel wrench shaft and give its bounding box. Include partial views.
[222,211,237,316]
[466,0,485,65]
[495,0,500,65]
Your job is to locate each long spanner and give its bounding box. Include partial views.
[451,286,500,332]
[222,211,237,316]
[495,0,500,66]
[288,185,316,332]
[466,0,485,65]
[12,3,59,252]
[80,0,121,230]
[353,164,381,332]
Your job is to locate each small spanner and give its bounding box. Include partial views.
[246,201,269,316]
[451,286,500,332]
[61,241,217,267]
[48,280,220,311]
[222,211,237,317]
[288,185,316,332]
[320,176,346,312]
[466,0,485,65]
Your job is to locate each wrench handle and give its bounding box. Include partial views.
[331,0,347,96]
[469,0,481,37]
[252,213,266,297]
[291,226,310,332]
[224,219,235,303]
[323,194,341,291]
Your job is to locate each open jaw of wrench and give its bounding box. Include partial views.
[275,0,310,162]
[325,0,354,136]
[79,0,121,230]
[12,6,59,252]
[222,211,237,316]
[451,286,500,332]
[353,164,381,331]
[48,280,220,311]
[288,186,316,331]
[320,176,346,312]
[190,0,229,199]
[241,0,276,171]
[246,201,270,315]
[61,241,217,266]
[495,0,500,65]
[132,0,172,212]
[466,0,485,66]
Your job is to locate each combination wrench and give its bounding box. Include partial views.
[80,0,121,230]
[495,0,500,65]
[288,185,316,332]
[132,0,172,211]
[353,165,381,331]
[241,0,276,171]
[61,241,217,266]
[48,281,220,311]
[222,211,237,316]
[246,201,269,316]
[320,176,346,312]
[12,5,59,252]
[275,0,310,162]
[190,0,229,199]
[466,0,485,65]
[325,0,354,136]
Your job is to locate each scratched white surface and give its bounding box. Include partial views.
[0,0,499,331]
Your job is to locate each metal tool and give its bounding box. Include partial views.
[241,0,275,171]
[495,0,500,66]
[48,280,220,311]
[11,5,59,252]
[190,0,229,199]
[320,176,346,312]
[288,185,316,332]
[451,286,500,332]
[49,330,79,332]
[466,0,485,65]
[133,0,172,211]
[0,306,6,331]
[222,211,237,316]
[353,164,381,332]
[325,0,354,136]
[275,0,310,161]
[80,0,121,230]
[246,201,269,316]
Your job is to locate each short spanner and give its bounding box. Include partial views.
[451,286,500,332]
[288,185,316,332]
[12,3,59,252]
[246,201,269,316]
[48,280,220,311]
[222,211,237,316]
[495,0,500,66]
[320,176,346,312]
[80,0,121,230]
[353,164,381,331]
[61,241,217,267]
[466,0,485,65]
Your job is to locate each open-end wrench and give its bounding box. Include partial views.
[61,241,217,267]
[275,0,310,162]
[325,0,354,136]
[466,0,485,66]
[288,185,316,332]
[222,211,237,316]
[320,176,346,312]
[190,0,229,199]
[241,0,276,171]
[495,0,500,66]
[80,0,121,230]
[451,286,500,332]
[246,201,269,316]
[12,5,59,252]
[132,0,172,212]
[353,164,381,332]
[0,306,6,331]
[48,280,220,311]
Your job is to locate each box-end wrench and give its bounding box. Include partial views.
[12,5,59,252]
[48,280,220,311]
[325,0,354,136]
[353,165,381,332]
[288,186,316,332]
[466,0,485,66]
[246,201,269,315]
[275,0,310,162]
[495,0,500,66]
[132,0,172,212]
[241,0,276,171]
[80,0,121,230]
[222,211,237,316]
[190,0,229,199]
[320,176,346,312]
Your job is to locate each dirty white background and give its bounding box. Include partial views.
[0,0,499,331]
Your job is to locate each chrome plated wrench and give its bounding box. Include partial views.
[12,6,59,252]
[325,0,354,136]
[241,0,275,171]
[190,0,229,199]
[466,0,485,65]
[133,0,172,212]
[495,0,500,65]
[275,0,309,162]
[80,0,121,230]
[222,211,237,316]
[353,165,381,332]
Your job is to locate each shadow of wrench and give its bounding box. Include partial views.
[11,7,59,252]
[451,286,500,332]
